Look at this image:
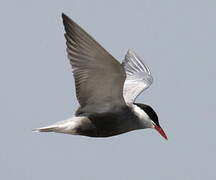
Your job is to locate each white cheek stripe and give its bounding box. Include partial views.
[131,104,155,128]
[131,104,149,120]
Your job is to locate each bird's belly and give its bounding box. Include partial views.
[94,119,130,137]
[79,121,133,137]
[83,110,139,137]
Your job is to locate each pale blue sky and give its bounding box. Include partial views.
[0,0,215,179]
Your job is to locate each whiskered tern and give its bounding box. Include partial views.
[33,13,168,140]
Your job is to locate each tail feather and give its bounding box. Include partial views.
[32,125,58,132]
[32,116,84,134]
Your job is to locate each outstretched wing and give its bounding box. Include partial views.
[122,50,153,104]
[62,14,126,113]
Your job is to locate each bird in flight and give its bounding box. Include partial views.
[33,13,168,140]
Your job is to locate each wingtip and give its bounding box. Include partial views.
[62,13,71,29]
[126,49,140,60]
[62,13,67,19]
[62,13,69,23]
[127,49,135,56]
[62,13,71,22]
[61,13,77,28]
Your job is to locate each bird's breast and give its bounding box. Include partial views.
[82,106,140,137]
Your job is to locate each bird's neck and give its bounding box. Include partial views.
[130,104,153,129]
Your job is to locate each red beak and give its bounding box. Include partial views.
[154,125,168,140]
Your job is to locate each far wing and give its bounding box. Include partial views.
[122,50,153,104]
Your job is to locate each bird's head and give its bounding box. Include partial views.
[134,103,168,140]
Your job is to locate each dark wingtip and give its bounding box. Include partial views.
[62,13,72,31]
[62,13,71,23]
[61,13,75,27]
[62,13,66,19]
[62,13,69,22]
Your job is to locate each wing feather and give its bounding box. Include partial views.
[122,50,153,104]
[62,14,126,113]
